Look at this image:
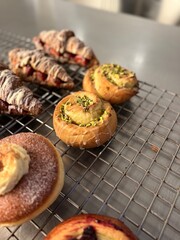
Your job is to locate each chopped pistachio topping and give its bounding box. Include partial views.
[90,72,95,81]
[59,104,109,127]
[101,64,135,87]
[59,104,72,123]
[76,95,93,111]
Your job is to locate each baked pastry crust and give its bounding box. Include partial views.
[0,133,64,226]
[53,91,117,148]
[9,48,74,89]
[0,67,42,115]
[83,64,138,104]
[33,29,99,67]
[45,214,138,240]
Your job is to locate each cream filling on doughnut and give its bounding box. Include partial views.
[0,143,30,195]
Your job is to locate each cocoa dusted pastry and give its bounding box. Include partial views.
[33,29,99,67]
[53,91,117,148]
[45,214,138,240]
[83,64,139,104]
[0,66,42,115]
[9,48,74,89]
[0,132,64,226]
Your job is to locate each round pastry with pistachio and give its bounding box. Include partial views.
[83,63,138,104]
[45,214,138,240]
[53,91,117,148]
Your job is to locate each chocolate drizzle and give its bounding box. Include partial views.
[9,48,74,89]
[37,29,75,54]
[33,29,99,67]
[0,68,42,115]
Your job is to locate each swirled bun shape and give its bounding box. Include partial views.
[83,63,138,104]
[45,214,138,240]
[0,132,64,226]
[53,91,117,148]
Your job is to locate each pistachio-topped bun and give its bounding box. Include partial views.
[53,91,117,148]
[83,64,138,104]
[0,133,64,226]
[45,214,138,240]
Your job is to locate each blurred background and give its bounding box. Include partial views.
[67,0,180,26]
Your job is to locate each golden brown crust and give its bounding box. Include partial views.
[82,65,99,95]
[45,214,138,240]
[53,91,117,148]
[83,64,138,104]
[0,133,64,226]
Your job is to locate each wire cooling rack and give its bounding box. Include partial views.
[0,30,180,240]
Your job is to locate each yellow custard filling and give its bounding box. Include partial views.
[0,143,30,195]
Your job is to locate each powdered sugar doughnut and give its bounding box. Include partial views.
[0,132,64,226]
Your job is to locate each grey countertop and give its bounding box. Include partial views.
[0,0,180,94]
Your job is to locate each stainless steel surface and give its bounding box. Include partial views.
[68,0,180,26]
[0,0,180,94]
[0,31,180,240]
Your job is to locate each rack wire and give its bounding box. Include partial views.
[0,30,180,240]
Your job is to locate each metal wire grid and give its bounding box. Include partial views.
[0,30,180,240]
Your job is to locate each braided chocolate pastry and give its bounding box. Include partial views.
[9,48,74,89]
[45,214,138,240]
[53,91,117,148]
[33,29,99,67]
[83,64,139,104]
[0,67,42,115]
